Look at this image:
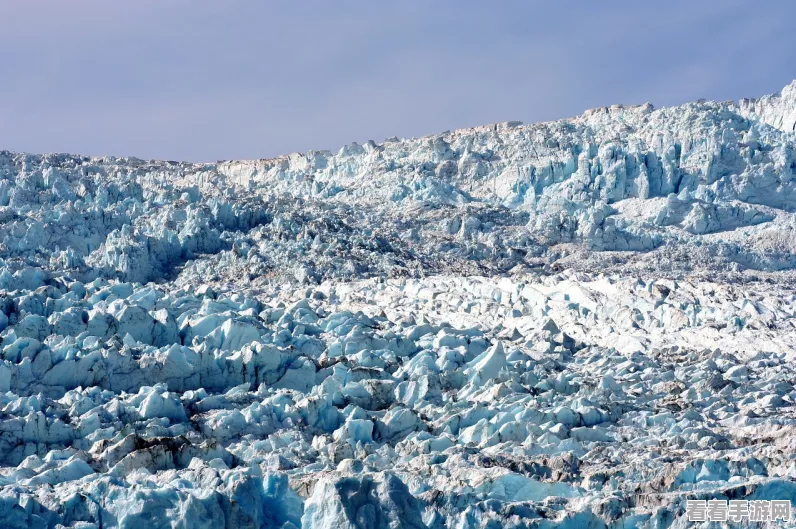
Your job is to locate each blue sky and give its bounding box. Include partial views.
[1,1,795,162]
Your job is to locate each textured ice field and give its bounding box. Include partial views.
[1,83,796,528]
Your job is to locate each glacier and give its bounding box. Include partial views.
[1,83,796,528]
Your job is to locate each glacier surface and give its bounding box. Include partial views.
[1,83,796,528]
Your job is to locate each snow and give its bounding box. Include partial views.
[0,82,795,527]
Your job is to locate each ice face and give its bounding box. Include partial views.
[0,83,796,528]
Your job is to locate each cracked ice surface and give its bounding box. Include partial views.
[1,84,796,528]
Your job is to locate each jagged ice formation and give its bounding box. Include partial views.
[1,83,796,528]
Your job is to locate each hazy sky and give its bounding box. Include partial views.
[2,1,795,162]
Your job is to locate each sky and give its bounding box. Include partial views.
[1,1,796,162]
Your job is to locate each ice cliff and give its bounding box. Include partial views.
[1,83,796,528]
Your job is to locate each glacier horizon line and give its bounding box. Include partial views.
[3,79,795,166]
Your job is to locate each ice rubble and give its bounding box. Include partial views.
[1,84,796,528]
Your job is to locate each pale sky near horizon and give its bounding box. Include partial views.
[1,1,795,162]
